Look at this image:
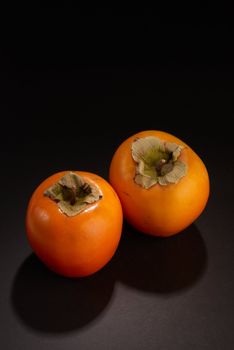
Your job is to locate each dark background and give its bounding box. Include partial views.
[1,10,234,350]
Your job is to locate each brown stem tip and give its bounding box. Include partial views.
[44,172,102,216]
[132,136,187,189]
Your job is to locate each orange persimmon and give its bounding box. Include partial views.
[26,171,123,277]
[109,130,209,237]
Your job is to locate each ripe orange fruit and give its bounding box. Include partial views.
[109,130,209,237]
[26,171,123,277]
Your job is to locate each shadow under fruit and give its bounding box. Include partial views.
[11,223,207,333]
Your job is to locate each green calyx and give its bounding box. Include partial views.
[131,136,187,189]
[44,172,102,216]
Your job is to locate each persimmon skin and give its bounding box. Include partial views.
[109,130,210,237]
[26,171,123,277]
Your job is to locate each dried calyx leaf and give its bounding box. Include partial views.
[44,172,102,216]
[132,136,187,189]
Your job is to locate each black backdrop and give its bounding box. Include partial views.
[1,11,234,350]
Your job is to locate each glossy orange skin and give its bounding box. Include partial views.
[26,171,123,277]
[109,130,210,237]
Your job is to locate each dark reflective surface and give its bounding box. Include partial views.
[11,223,207,333]
[11,254,115,333]
[116,223,207,293]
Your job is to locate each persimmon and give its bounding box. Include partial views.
[109,130,209,237]
[26,171,123,277]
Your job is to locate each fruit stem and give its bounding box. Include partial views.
[44,172,102,217]
[132,136,187,188]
